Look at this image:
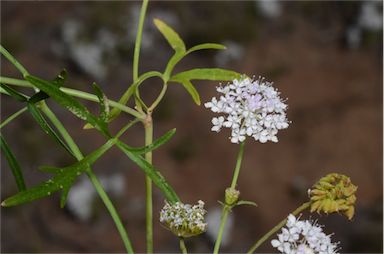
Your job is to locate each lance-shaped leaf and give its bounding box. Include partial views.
[29,69,67,104]
[1,138,117,208]
[123,128,176,154]
[154,18,185,52]
[25,75,109,136]
[179,80,200,105]
[186,43,226,54]
[170,68,241,83]
[92,82,109,122]
[27,103,74,156]
[0,84,28,102]
[84,83,110,129]
[116,140,179,203]
[0,134,26,191]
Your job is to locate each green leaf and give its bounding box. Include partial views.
[27,103,75,156]
[236,200,258,207]
[153,18,186,52]
[1,138,117,207]
[28,70,67,104]
[25,75,109,136]
[116,140,179,203]
[0,134,26,191]
[52,69,67,87]
[124,128,176,154]
[28,92,49,104]
[170,68,242,82]
[92,82,109,122]
[187,43,226,54]
[163,51,185,82]
[0,84,28,102]
[179,80,200,105]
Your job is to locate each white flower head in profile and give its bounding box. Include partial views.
[271,214,340,254]
[205,76,289,144]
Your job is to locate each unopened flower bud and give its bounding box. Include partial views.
[309,173,357,220]
[225,188,240,206]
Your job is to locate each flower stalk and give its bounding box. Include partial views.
[213,141,245,254]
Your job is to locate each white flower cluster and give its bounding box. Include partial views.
[271,214,339,254]
[160,200,207,237]
[205,77,289,144]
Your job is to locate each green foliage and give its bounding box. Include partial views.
[125,128,176,155]
[27,103,74,156]
[179,80,200,105]
[0,134,26,191]
[186,43,226,54]
[2,138,117,208]
[154,18,186,53]
[171,68,241,82]
[25,75,109,136]
[116,140,179,203]
[0,84,28,102]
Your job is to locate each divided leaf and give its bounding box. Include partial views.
[154,19,186,52]
[27,103,75,156]
[0,135,26,191]
[1,138,117,208]
[116,140,179,203]
[25,75,109,136]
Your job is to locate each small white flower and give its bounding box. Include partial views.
[271,214,340,254]
[160,200,207,238]
[205,76,289,144]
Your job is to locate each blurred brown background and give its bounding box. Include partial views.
[1,1,382,253]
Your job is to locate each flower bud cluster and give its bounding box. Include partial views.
[205,77,289,144]
[271,214,339,254]
[309,173,357,220]
[160,200,207,238]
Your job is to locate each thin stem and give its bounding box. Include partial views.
[86,170,135,253]
[230,141,245,189]
[0,107,28,129]
[246,202,311,254]
[213,141,246,254]
[0,45,29,77]
[179,238,188,254]
[148,83,168,112]
[40,103,135,253]
[144,114,154,253]
[0,76,145,119]
[213,206,230,254]
[133,0,149,82]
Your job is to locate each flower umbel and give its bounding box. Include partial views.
[309,173,357,220]
[205,76,289,144]
[160,200,207,238]
[271,214,339,254]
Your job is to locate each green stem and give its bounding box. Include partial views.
[148,83,168,112]
[0,76,145,120]
[0,45,29,77]
[40,103,135,253]
[213,141,245,254]
[133,0,149,82]
[0,106,28,129]
[144,114,154,253]
[179,238,188,254]
[246,202,311,254]
[230,141,245,189]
